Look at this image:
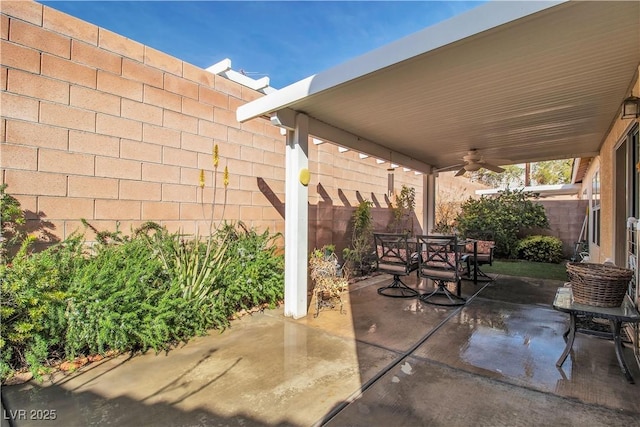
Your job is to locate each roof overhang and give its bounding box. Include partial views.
[237,0,640,172]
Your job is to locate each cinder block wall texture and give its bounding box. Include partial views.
[0,1,424,254]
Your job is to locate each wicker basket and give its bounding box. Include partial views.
[566,262,633,307]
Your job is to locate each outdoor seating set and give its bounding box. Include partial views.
[373,232,495,307]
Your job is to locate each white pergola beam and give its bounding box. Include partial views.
[271,109,432,174]
[306,114,432,174]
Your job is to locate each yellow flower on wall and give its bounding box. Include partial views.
[199,169,205,189]
[223,166,229,187]
[213,144,219,168]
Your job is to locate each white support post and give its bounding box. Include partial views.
[284,114,309,318]
[423,173,436,234]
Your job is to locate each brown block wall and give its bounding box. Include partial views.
[0,1,426,252]
[536,199,589,258]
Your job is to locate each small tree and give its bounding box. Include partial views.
[456,189,549,258]
[391,185,416,234]
[343,200,374,276]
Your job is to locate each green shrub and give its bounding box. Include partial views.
[216,222,284,316]
[343,200,374,276]
[1,218,285,382]
[516,235,564,263]
[1,183,26,261]
[65,236,174,357]
[1,234,85,380]
[456,189,549,258]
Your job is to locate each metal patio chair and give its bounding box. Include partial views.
[417,234,467,306]
[374,233,419,298]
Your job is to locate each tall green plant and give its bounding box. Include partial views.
[343,200,374,276]
[391,185,416,233]
[147,227,230,301]
[151,142,231,302]
[456,189,548,258]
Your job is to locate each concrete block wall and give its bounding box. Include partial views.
[0,1,425,252]
[536,199,589,258]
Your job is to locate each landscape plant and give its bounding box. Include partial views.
[343,200,374,276]
[215,222,284,316]
[0,145,285,383]
[1,184,26,261]
[391,185,416,234]
[456,189,549,258]
[1,234,85,380]
[516,235,564,263]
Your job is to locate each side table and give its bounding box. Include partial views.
[552,287,640,384]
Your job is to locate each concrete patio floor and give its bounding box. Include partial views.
[2,273,639,426]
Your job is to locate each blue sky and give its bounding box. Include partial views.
[41,1,485,88]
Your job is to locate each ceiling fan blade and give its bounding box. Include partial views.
[435,163,465,173]
[483,158,511,166]
[481,163,505,173]
[454,167,467,177]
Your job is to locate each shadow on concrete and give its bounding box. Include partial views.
[2,383,295,427]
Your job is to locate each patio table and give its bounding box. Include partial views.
[553,287,640,384]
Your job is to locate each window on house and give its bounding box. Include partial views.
[591,171,600,246]
[632,125,639,219]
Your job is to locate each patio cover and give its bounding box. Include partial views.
[237,1,640,318]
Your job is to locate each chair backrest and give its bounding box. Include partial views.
[464,240,495,255]
[416,235,465,279]
[373,233,417,274]
[463,230,495,254]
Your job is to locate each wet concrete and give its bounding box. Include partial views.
[2,273,639,426]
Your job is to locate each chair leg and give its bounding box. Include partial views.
[377,274,419,298]
[419,279,465,306]
[474,265,495,282]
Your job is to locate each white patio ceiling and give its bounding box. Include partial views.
[238,0,640,173]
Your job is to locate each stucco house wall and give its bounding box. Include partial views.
[580,65,639,263]
[0,1,426,254]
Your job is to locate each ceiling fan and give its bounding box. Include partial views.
[436,149,509,177]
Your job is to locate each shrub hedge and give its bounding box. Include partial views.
[1,221,284,382]
[516,235,564,263]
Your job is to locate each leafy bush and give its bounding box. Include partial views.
[216,222,284,316]
[1,220,285,382]
[1,235,85,380]
[66,235,180,358]
[1,184,26,261]
[343,200,374,276]
[456,189,549,258]
[391,185,416,234]
[516,235,564,263]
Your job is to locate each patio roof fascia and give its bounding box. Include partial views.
[236,0,567,124]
